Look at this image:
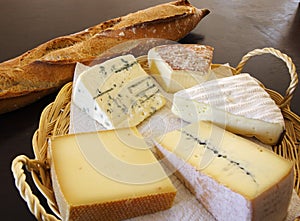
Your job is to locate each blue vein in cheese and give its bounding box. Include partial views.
[73,54,166,129]
[180,129,256,183]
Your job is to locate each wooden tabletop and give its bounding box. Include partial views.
[0,0,299,220]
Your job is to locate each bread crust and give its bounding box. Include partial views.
[0,0,209,114]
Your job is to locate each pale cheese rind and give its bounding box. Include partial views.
[154,121,294,221]
[172,73,285,145]
[148,44,213,93]
[72,54,165,129]
[49,127,176,221]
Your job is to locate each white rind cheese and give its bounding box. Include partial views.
[148,44,213,93]
[172,73,285,145]
[49,127,176,221]
[154,121,294,221]
[72,54,165,129]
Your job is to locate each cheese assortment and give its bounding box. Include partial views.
[46,45,295,221]
[72,54,165,129]
[148,44,213,93]
[49,127,176,221]
[171,73,285,145]
[154,121,294,221]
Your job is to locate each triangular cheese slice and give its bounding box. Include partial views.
[172,73,285,145]
[154,121,293,221]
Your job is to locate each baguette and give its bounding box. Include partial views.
[0,0,209,114]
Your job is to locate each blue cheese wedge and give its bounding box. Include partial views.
[148,44,213,93]
[154,121,294,221]
[172,73,285,145]
[72,54,165,129]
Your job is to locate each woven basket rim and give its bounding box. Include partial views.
[11,47,300,221]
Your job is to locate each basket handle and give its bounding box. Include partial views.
[11,155,60,221]
[235,47,298,108]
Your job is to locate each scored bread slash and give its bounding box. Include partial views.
[148,44,214,93]
[172,73,285,145]
[0,0,209,114]
[72,54,166,129]
[154,121,294,221]
[40,2,209,64]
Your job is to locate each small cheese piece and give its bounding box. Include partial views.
[172,73,285,145]
[154,121,294,221]
[148,44,213,93]
[49,127,176,221]
[72,54,165,129]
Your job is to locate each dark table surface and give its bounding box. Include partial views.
[1,0,299,220]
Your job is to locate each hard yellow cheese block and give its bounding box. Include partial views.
[154,121,294,221]
[49,128,176,221]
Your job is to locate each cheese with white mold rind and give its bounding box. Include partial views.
[154,121,294,221]
[72,54,165,129]
[148,44,213,93]
[171,73,285,145]
[49,127,176,221]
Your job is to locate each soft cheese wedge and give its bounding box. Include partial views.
[172,73,285,145]
[72,54,165,129]
[148,44,213,93]
[154,121,294,221]
[49,127,176,221]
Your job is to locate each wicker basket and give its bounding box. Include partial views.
[11,48,300,221]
